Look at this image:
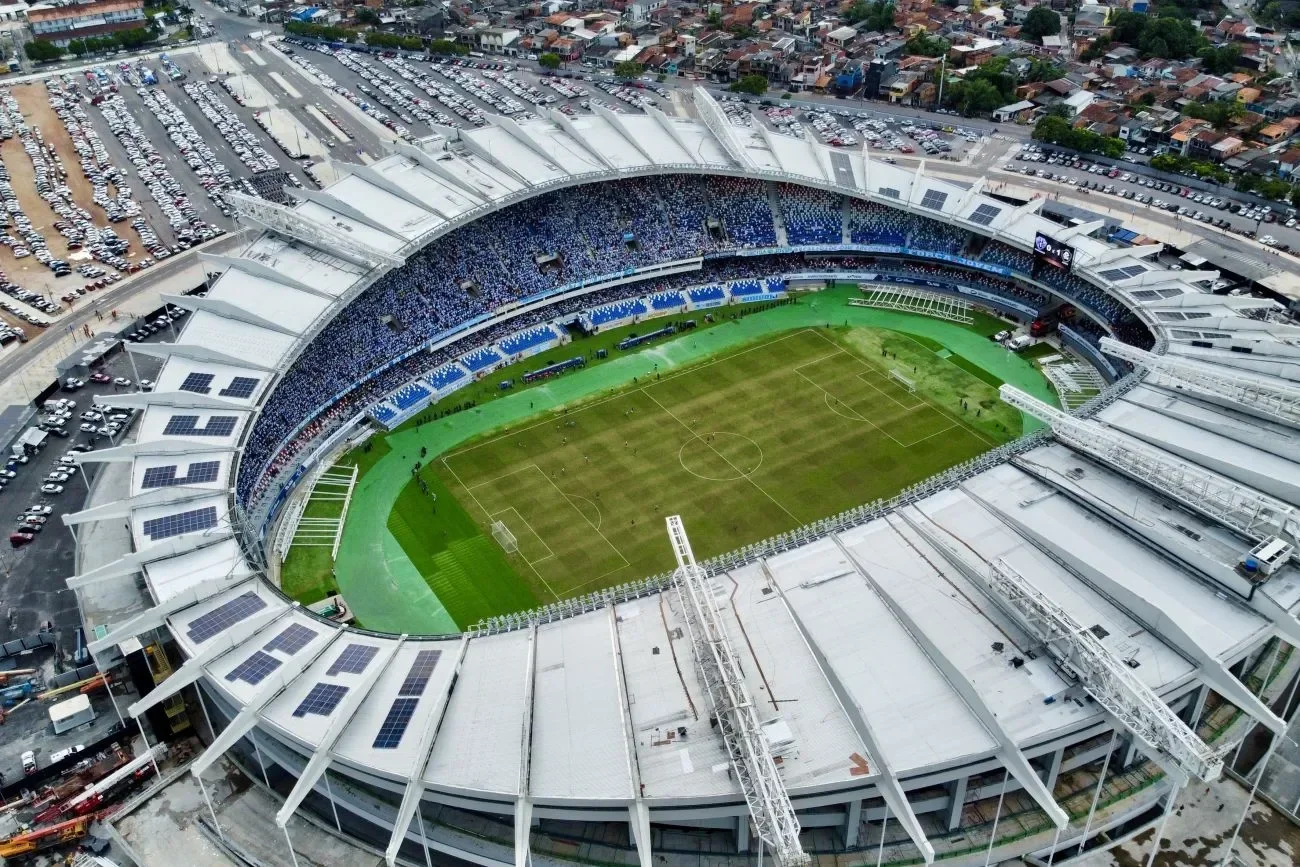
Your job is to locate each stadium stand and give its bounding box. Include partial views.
[499,325,560,357]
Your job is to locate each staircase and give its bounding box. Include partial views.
[764,183,790,247]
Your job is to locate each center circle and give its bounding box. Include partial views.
[677,432,764,481]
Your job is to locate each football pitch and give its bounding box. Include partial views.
[405,325,1018,626]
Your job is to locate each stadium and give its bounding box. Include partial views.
[69,89,1300,867]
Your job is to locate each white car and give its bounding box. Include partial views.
[47,473,70,483]
[27,505,52,515]
[138,379,154,390]
[40,484,64,494]
[113,377,131,387]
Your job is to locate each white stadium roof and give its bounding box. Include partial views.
[67,88,1300,867]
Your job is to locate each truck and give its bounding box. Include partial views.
[12,427,48,460]
[50,694,96,735]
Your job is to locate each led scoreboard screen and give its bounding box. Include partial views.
[1033,232,1075,272]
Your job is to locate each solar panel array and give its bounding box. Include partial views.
[327,644,379,676]
[219,377,261,399]
[968,203,1002,226]
[185,591,267,643]
[164,415,239,437]
[292,683,350,718]
[141,460,222,489]
[878,187,900,200]
[1098,264,1149,281]
[373,697,420,749]
[180,372,215,394]
[142,506,218,540]
[225,650,283,686]
[919,190,949,211]
[264,623,317,656]
[398,650,441,696]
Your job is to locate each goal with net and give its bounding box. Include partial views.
[492,520,519,554]
[890,369,917,393]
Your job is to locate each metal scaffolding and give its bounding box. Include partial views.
[1099,337,1300,428]
[1000,385,1299,547]
[665,516,808,866]
[986,558,1228,783]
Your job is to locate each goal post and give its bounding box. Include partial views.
[492,520,519,554]
[890,369,917,393]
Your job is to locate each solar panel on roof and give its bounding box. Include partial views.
[878,187,900,199]
[219,377,260,399]
[142,506,218,540]
[264,623,317,655]
[398,650,441,697]
[968,203,1001,226]
[140,460,222,489]
[327,644,379,676]
[180,373,215,394]
[164,415,238,437]
[225,650,282,686]
[293,683,350,718]
[373,697,420,749]
[919,190,949,211]
[186,591,267,643]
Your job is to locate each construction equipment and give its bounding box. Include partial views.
[0,814,94,859]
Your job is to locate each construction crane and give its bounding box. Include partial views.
[665,516,809,866]
[0,814,95,859]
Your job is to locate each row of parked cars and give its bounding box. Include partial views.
[124,305,186,342]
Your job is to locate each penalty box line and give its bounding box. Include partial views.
[489,505,556,565]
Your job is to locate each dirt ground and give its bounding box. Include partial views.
[0,82,149,334]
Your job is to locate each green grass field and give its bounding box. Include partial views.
[395,326,1016,625]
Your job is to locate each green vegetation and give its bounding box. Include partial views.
[945,56,1015,117]
[1182,99,1243,129]
[614,60,644,79]
[1198,43,1241,74]
[284,20,358,43]
[365,31,423,51]
[1150,153,1230,184]
[845,0,895,30]
[1033,115,1126,158]
[1022,6,1062,39]
[1108,10,1206,59]
[354,6,380,25]
[538,52,560,70]
[730,73,769,96]
[429,39,467,56]
[905,33,949,57]
[24,41,63,63]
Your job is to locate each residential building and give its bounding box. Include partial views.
[27,0,145,43]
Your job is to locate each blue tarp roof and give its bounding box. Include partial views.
[293,7,319,21]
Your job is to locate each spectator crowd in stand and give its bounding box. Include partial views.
[239,177,1154,507]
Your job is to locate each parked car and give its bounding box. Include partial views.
[20,750,36,774]
[40,484,64,494]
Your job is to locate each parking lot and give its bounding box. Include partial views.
[1007,144,1300,252]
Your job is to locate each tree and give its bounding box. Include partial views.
[951,78,1004,116]
[846,0,895,30]
[1198,43,1240,74]
[25,41,62,63]
[538,52,560,70]
[1024,57,1064,82]
[429,39,467,56]
[1183,99,1242,129]
[905,33,948,57]
[354,7,380,25]
[1033,115,1125,158]
[614,61,644,79]
[729,73,768,96]
[1022,7,1061,39]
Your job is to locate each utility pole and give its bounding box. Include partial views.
[935,53,946,111]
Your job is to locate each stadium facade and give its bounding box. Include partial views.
[68,89,1300,866]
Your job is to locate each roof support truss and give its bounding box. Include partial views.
[1101,337,1300,430]
[72,440,237,464]
[66,533,235,589]
[666,516,809,866]
[226,191,404,268]
[1001,385,1299,546]
[127,340,276,372]
[384,637,470,867]
[277,638,407,827]
[85,575,254,655]
[691,88,755,171]
[832,531,1069,830]
[288,188,412,244]
[981,557,1226,783]
[198,253,335,299]
[515,625,538,867]
[190,629,343,777]
[391,141,487,201]
[159,293,301,337]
